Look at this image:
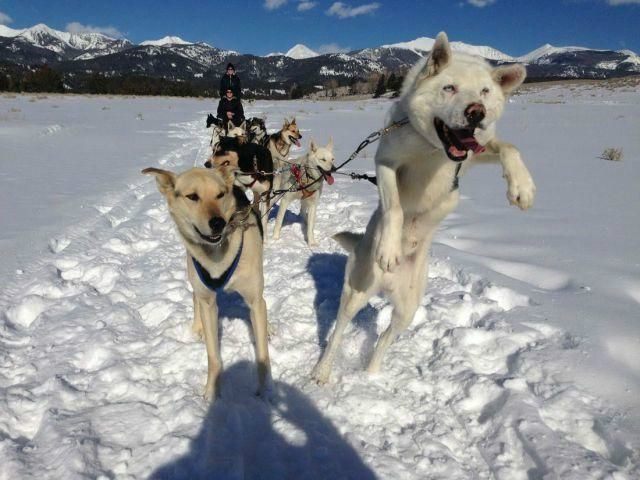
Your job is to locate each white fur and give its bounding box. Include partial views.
[311,32,535,384]
[272,139,335,246]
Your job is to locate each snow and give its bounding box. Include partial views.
[285,44,319,59]
[382,36,514,61]
[517,43,591,63]
[0,24,25,37]
[141,36,192,46]
[0,86,639,478]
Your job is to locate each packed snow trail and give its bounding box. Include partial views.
[1,99,639,479]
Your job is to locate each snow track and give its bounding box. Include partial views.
[1,107,638,479]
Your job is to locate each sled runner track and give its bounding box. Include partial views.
[0,102,638,479]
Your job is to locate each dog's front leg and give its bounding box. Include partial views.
[483,139,536,210]
[191,293,204,340]
[303,197,318,246]
[272,194,292,240]
[197,296,222,401]
[374,163,404,272]
[248,295,272,396]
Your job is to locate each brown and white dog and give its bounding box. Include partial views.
[266,118,303,192]
[142,166,271,400]
[312,32,536,384]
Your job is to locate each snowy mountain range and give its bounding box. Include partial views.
[1,23,639,95]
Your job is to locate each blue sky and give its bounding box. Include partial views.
[1,0,639,56]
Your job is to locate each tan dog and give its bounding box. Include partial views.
[267,118,302,192]
[142,166,271,400]
[312,32,535,383]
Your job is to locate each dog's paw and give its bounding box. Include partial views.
[267,321,276,338]
[375,237,402,272]
[203,385,217,402]
[311,364,331,385]
[506,169,536,210]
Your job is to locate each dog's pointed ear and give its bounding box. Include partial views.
[142,167,176,196]
[309,139,317,153]
[420,31,451,79]
[492,64,526,95]
[217,164,236,188]
[326,136,334,151]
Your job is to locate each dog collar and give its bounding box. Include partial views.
[192,236,243,292]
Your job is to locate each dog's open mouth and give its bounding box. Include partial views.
[434,118,486,162]
[319,167,335,185]
[195,226,223,245]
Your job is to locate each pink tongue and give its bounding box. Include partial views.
[325,173,334,185]
[448,145,467,158]
[459,136,486,154]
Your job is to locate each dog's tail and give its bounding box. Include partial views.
[333,231,363,252]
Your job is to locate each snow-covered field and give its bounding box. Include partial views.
[0,86,638,479]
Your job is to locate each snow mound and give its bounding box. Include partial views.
[382,36,514,61]
[285,44,319,59]
[141,36,192,46]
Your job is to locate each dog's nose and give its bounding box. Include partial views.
[465,103,486,126]
[208,216,226,233]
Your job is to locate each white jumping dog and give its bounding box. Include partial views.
[312,32,536,383]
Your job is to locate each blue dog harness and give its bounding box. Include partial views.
[192,237,243,292]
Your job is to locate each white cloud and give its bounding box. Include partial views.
[316,42,351,53]
[607,0,640,4]
[65,22,123,38]
[467,0,496,7]
[298,1,317,11]
[0,10,12,24]
[326,2,381,18]
[264,0,288,9]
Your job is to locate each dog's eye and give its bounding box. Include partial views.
[481,87,490,95]
[216,191,225,199]
[443,84,457,93]
[186,193,200,201]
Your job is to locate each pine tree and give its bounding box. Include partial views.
[373,74,386,98]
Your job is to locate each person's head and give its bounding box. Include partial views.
[226,63,235,75]
[225,89,234,99]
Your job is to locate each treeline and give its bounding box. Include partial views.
[311,71,406,99]
[0,65,64,93]
[0,65,210,97]
[1,64,409,99]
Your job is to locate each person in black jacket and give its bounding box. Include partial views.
[217,88,245,127]
[219,63,241,99]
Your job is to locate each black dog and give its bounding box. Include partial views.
[206,136,274,189]
[206,113,223,129]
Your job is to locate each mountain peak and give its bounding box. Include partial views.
[0,24,24,37]
[285,44,318,59]
[141,36,192,46]
[381,37,513,61]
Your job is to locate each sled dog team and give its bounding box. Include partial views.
[143,33,536,400]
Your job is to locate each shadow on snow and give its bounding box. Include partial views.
[150,361,377,480]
